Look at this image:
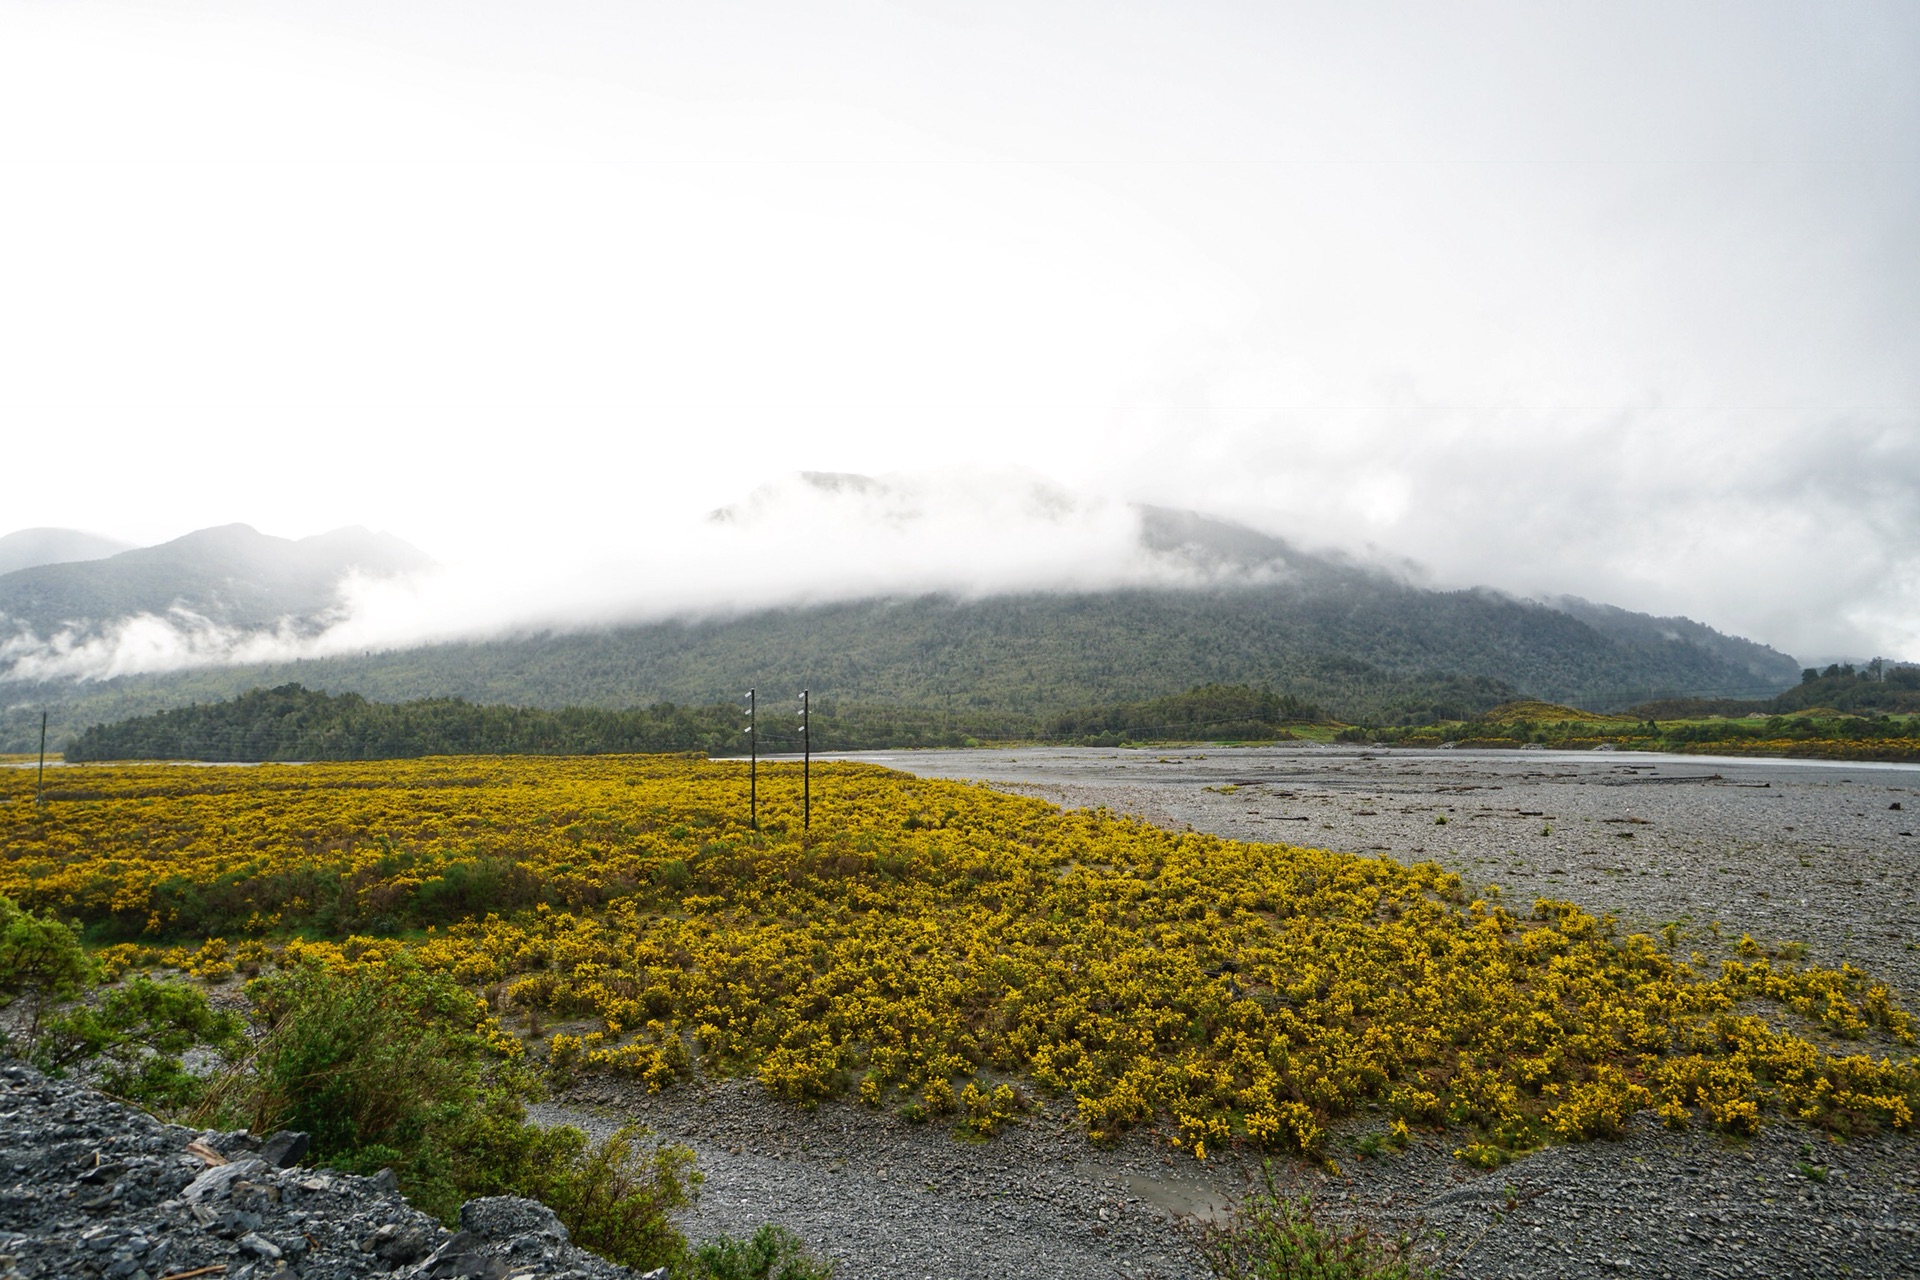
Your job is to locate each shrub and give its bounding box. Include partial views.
[1546,1066,1651,1141]
[1198,1167,1425,1279]
[203,956,699,1272]
[686,1225,836,1280]
[221,955,487,1206]
[0,895,91,1041]
[31,976,244,1112]
[532,1124,698,1272]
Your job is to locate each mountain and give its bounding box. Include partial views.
[0,503,1805,753]
[0,528,133,577]
[1548,595,1799,688]
[0,524,431,638]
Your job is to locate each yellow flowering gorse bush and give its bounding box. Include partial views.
[3,755,1913,1159]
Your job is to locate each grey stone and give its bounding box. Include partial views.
[459,1197,570,1245]
[181,1159,270,1204]
[420,1252,513,1280]
[236,1232,282,1261]
[258,1131,310,1169]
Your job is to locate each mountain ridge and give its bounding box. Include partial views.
[0,527,134,577]
[0,507,1803,752]
[0,523,431,638]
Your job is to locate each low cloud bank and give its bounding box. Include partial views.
[8,456,1916,689]
[1,608,343,684]
[0,471,1301,684]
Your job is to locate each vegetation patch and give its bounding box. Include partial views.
[1199,1169,1426,1279]
[3,756,1915,1166]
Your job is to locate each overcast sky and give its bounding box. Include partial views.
[2,1,1916,663]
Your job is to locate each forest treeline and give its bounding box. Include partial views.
[1046,683,1326,745]
[63,681,1349,762]
[1626,662,1920,720]
[55,665,1920,762]
[62,686,749,762]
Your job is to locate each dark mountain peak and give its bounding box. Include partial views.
[0,528,134,577]
[1136,506,1298,569]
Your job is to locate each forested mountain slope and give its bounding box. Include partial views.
[1,508,1803,753]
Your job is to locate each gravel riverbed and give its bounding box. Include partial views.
[538,745,1920,1280]
[879,745,1920,999]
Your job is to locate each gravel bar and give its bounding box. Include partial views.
[539,745,1919,1280]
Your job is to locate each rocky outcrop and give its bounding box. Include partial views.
[0,1062,652,1280]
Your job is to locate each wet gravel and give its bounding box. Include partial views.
[537,745,1919,1279]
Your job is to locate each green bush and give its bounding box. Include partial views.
[536,1124,698,1272]
[0,895,91,1042]
[31,976,244,1111]
[225,954,486,1204]
[12,937,810,1279]
[685,1225,836,1280]
[1199,1166,1425,1280]
[202,956,699,1272]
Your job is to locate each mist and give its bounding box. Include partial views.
[1,472,1267,683]
[2,2,1916,667]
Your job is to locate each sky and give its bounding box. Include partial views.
[2,0,1916,664]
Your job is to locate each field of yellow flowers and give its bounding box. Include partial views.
[3,755,1914,1162]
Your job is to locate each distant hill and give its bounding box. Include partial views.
[0,523,430,637]
[0,528,133,577]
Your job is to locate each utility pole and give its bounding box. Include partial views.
[745,689,757,831]
[35,710,47,807]
[800,689,810,832]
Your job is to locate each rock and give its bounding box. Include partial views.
[0,1062,653,1279]
[237,1231,283,1261]
[259,1130,311,1169]
[363,1221,435,1263]
[459,1197,570,1245]
[204,1129,263,1158]
[418,1249,514,1279]
[181,1158,270,1204]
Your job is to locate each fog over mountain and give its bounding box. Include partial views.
[0,524,430,682]
[0,473,1806,758]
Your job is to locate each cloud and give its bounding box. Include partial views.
[3,470,1288,683]
[5,452,1915,686]
[1114,403,1920,662]
[1,4,1916,665]
[0,608,342,684]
